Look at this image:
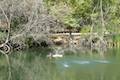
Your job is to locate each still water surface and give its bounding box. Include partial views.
[0,48,120,80]
[55,55,120,80]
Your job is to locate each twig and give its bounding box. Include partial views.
[0,6,12,80]
[0,5,11,44]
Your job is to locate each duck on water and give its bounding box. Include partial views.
[47,52,63,58]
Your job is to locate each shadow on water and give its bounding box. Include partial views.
[0,48,120,80]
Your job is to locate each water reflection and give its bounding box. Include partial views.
[63,63,69,68]
[73,60,90,64]
[56,59,111,69]
[56,60,111,68]
[94,60,110,64]
[0,48,120,80]
[55,55,120,80]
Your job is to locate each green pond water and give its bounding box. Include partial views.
[0,48,120,80]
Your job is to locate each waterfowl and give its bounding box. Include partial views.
[47,52,63,58]
[52,53,63,58]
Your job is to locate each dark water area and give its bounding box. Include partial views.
[0,48,120,80]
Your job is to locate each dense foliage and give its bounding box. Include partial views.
[0,0,120,50]
[45,0,120,33]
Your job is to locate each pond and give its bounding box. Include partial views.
[0,48,120,80]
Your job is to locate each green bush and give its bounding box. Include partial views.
[80,26,91,33]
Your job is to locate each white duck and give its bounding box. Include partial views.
[47,52,63,58]
[52,53,63,58]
